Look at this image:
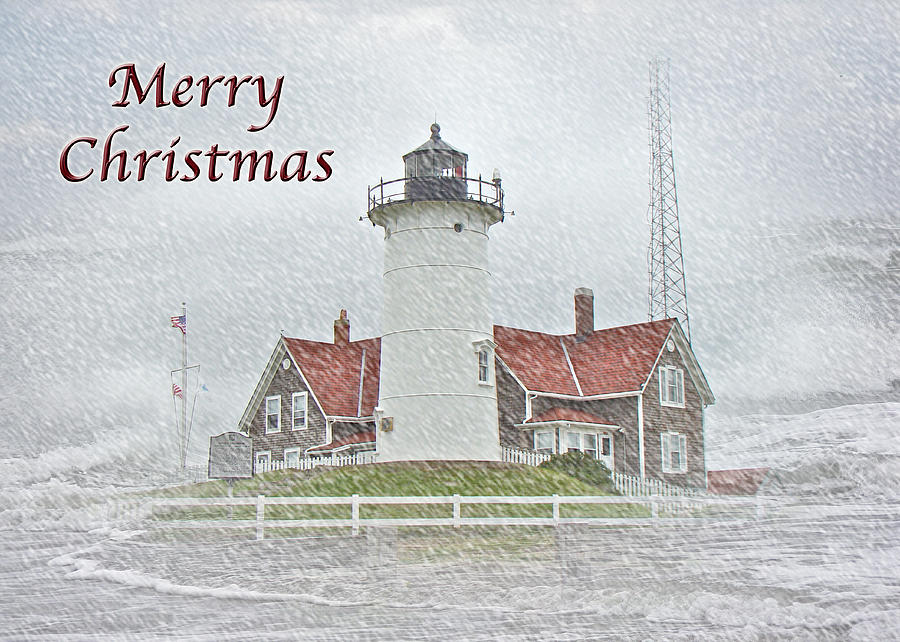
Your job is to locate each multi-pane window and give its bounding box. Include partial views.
[284,448,300,468]
[478,348,490,384]
[661,432,688,473]
[255,451,271,473]
[535,431,553,454]
[659,366,685,406]
[292,392,308,430]
[563,431,614,466]
[583,433,598,459]
[265,396,281,433]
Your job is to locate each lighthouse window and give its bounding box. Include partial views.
[478,348,490,384]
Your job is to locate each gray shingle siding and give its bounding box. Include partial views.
[248,345,329,461]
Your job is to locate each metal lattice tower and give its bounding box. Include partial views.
[647,57,691,341]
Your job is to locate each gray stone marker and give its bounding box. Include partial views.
[209,432,252,516]
[208,432,252,480]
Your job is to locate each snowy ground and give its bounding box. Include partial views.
[1,403,898,640]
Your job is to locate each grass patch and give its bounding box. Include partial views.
[145,460,652,521]
[152,460,615,499]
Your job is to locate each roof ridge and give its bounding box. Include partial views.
[495,317,674,338]
[284,335,381,346]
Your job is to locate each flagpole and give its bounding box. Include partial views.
[181,301,187,471]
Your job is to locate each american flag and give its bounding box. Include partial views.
[172,383,183,398]
[170,314,186,334]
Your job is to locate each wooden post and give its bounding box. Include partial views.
[352,494,360,536]
[651,500,659,520]
[552,494,560,526]
[227,478,234,520]
[256,495,265,541]
[452,494,461,528]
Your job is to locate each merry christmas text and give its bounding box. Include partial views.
[59,63,334,183]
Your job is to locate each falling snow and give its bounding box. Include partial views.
[1,1,898,639]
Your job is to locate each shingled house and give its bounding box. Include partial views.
[238,288,714,488]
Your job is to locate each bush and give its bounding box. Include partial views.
[538,451,617,493]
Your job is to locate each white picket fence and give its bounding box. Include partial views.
[611,472,702,497]
[501,447,700,497]
[255,450,378,474]
[502,446,552,467]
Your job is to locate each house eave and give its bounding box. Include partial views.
[515,420,623,432]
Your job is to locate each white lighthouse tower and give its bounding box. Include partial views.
[367,124,505,461]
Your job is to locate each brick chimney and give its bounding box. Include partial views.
[574,288,594,340]
[334,309,350,345]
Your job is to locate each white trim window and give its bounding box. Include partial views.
[472,339,496,386]
[661,432,687,473]
[659,366,685,407]
[583,433,598,459]
[284,447,301,469]
[265,395,281,433]
[535,430,554,454]
[255,450,271,473]
[478,348,490,384]
[292,392,308,430]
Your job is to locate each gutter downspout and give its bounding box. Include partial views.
[637,393,645,478]
[305,417,334,456]
[525,392,537,420]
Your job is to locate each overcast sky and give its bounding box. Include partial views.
[1,1,897,465]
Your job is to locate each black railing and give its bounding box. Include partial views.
[367,175,503,213]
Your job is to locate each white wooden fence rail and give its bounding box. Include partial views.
[143,493,764,539]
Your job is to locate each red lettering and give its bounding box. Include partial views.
[100,125,132,181]
[229,150,276,181]
[164,137,181,181]
[134,149,162,181]
[248,75,284,132]
[313,150,334,182]
[109,63,170,107]
[182,150,202,181]
[59,137,97,181]
[172,76,194,107]
[224,75,253,106]
[204,144,229,181]
[279,151,310,181]
[197,75,225,106]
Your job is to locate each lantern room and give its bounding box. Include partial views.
[401,123,468,200]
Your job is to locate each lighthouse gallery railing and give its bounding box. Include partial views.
[367,175,503,213]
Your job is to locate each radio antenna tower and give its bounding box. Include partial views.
[647,57,691,341]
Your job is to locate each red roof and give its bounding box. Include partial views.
[282,318,676,416]
[526,407,616,425]
[494,319,674,396]
[283,337,381,417]
[307,431,376,452]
